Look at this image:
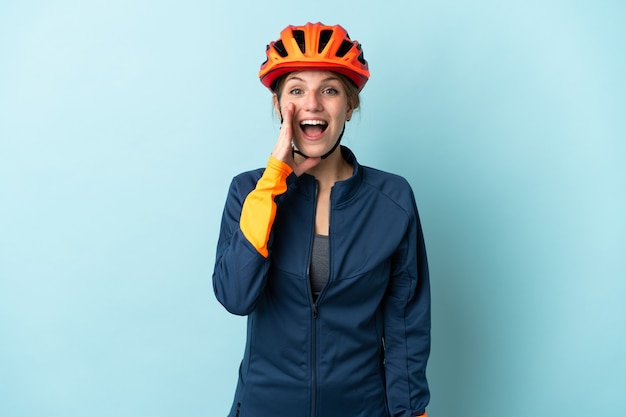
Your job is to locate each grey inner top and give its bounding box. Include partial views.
[310,234,329,301]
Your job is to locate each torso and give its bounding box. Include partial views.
[315,187,331,235]
[311,155,353,236]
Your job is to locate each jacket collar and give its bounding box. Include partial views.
[287,146,363,204]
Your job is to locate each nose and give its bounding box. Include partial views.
[305,91,323,112]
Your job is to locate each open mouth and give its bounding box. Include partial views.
[299,120,328,137]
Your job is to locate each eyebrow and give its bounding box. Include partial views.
[285,75,341,83]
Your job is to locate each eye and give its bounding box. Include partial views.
[322,87,339,95]
[289,87,303,95]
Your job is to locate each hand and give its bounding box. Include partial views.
[271,102,321,176]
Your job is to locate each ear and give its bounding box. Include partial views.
[272,94,281,119]
[346,106,354,122]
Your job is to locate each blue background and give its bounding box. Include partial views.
[1,1,624,416]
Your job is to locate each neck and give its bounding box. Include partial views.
[298,147,352,188]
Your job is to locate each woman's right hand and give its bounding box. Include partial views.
[271,102,321,176]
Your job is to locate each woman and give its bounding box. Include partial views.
[213,22,430,417]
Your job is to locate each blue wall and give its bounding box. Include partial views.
[1,1,624,416]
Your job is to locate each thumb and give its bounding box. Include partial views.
[293,156,321,176]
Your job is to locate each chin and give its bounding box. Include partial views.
[293,141,323,155]
[297,146,330,158]
[296,136,340,156]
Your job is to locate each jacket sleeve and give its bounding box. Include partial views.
[212,156,292,316]
[383,187,431,417]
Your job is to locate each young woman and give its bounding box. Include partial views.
[213,22,431,417]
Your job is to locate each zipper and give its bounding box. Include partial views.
[308,180,334,417]
[308,181,319,417]
[310,301,318,417]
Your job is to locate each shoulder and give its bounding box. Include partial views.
[226,167,265,198]
[360,165,415,199]
[355,164,418,219]
[232,167,265,184]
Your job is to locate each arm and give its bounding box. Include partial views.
[212,101,320,315]
[212,157,292,315]
[383,190,431,417]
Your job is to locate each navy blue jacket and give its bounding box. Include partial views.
[213,147,430,417]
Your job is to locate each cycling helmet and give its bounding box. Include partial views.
[259,22,370,91]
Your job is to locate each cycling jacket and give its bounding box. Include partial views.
[213,146,430,417]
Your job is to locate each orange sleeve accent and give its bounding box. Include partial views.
[240,156,293,257]
[415,414,427,417]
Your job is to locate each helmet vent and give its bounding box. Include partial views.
[318,30,333,53]
[273,40,288,57]
[292,30,306,53]
[261,45,270,66]
[335,40,353,58]
[356,45,366,65]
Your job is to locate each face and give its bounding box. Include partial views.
[274,71,354,159]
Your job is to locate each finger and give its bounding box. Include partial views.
[272,103,295,162]
[282,102,294,125]
[280,103,294,143]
